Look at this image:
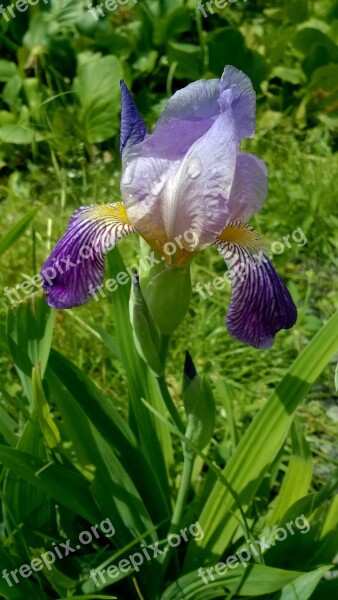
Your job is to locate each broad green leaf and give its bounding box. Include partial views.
[0,60,17,82]
[167,42,203,80]
[293,28,338,61]
[0,206,40,257]
[0,123,36,145]
[184,312,338,568]
[74,54,123,143]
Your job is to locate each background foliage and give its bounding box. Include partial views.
[0,1,337,599]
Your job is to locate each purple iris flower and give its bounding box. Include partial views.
[41,66,297,349]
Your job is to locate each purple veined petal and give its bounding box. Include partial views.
[215,223,297,349]
[121,108,238,250]
[228,153,268,222]
[219,66,256,140]
[120,81,147,154]
[41,203,135,309]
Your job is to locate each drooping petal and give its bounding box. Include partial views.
[215,223,297,349]
[219,66,256,140]
[121,108,238,250]
[120,81,147,154]
[41,203,135,309]
[228,153,268,222]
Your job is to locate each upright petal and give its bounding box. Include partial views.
[141,65,255,160]
[41,203,135,309]
[227,153,268,222]
[122,108,238,250]
[120,81,147,154]
[215,223,297,349]
[219,66,256,139]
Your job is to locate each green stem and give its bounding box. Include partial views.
[157,376,185,433]
[195,4,209,71]
[161,447,194,573]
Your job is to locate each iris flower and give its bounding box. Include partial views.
[41,66,297,349]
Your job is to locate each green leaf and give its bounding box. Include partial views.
[107,249,173,500]
[161,564,304,600]
[45,359,158,548]
[47,349,171,528]
[74,53,123,143]
[271,66,306,84]
[208,28,269,89]
[154,6,192,45]
[0,59,17,82]
[167,42,203,80]
[0,123,37,145]
[32,364,60,449]
[0,405,18,446]
[183,353,215,453]
[278,566,332,600]
[293,28,338,61]
[0,446,102,523]
[7,293,54,401]
[0,206,40,257]
[184,312,338,568]
[267,416,312,525]
[2,415,55,548]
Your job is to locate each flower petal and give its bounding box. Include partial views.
[138,66,255,159]
[41,203,135,309]
[228,153,268,222]
[215,223,297,349]
[219,66,256,139]
[121,109,238,249]
[120,81,147,154]
[146,78,219,158]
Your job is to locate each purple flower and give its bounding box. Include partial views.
[41,66,297,349]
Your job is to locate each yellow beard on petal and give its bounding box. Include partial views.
[82,202,131,225]
[218,221,266,253]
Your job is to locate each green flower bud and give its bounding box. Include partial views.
[183,352,215,453]
[129,275,163,376]
[139,241,192,335]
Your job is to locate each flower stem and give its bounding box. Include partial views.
[157,376,185,433]
[161,447,194,572]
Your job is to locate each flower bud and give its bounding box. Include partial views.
[139,241,192,335]
[129,275,163,376]
[183,352,215,453]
